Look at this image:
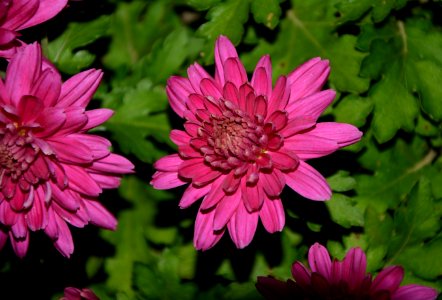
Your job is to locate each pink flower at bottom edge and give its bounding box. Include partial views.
[61,287,99,300]
[151,35,363,251]
[0,0,68,58]
[0,43,134,258]
[256,243,439,300]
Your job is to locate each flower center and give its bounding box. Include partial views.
[194,97,284,172]
[0,126,36,181]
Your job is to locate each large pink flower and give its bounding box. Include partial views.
[151,36,362,250]
[0,0,67,58]
[256,243,439,300]
[0,43,133,257]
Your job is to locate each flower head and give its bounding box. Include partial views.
[256,243,438,300]
[0,43,133,257]
[0,0,67,57]
[151,36,362,250]
[61,287,99,300]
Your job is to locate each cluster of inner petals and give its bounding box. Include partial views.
[0,116,51,206]
[185,84,295,182]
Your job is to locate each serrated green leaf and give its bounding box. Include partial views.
[360,19,442,141]
[335,0,408,23]
[326,194,364,228]
[102,177,172,297]
[396,238,442,280]
[327,171,357,192]
[103,1,181,70]
[370,63,419,143]
[186,0,222,11]
[242,0,369,93]
[143,28,192,84]
[251,0,282,29]
[46,15,109,74]
[106,81,172,163]
[386,177,441,269]
[334,95,373,127]
[197,0,249,45]
[355,137,432,211]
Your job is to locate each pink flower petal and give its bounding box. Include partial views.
[306,122,363,147]
[179,184,211,209]
[223,81,240,106]
[200,175,226,210]
[6,43,42,106]
[285,89,336,120]
[58,69,103,108]
[18,0,68,30]
[269,150,299,171]
[287,58,330,101]
[83,108,114,131]
[150,170,186,190]
[30,67,62,107]
[214,35,239,87]
[223,57,248,89]
[342,247,367,290]
[259,197,285,233]
[48,136,94,164]
[200,78,223,99]
[260,169,285,198]
[194,208,224,250]
[9,230,29,258]
[284,134,339,160]
[251,55,272,97]
[213,191,242,230]
[267,110,288,131]
[371,266,404,295]
[188,63,219,95]
[392,284,438,300]
[2,0,39,30]
[241,181,264,212]
[0,28,18,45]
[285,161,331,201]
[166,76,194,118]
[227,201,258,248]
[280,116,317,137]
[53,214,74,258]
[291,262,312,288]
[154,154,183,172]
[268,76,290,113]
[308,242,332,280]
[63,165,102,196]
[169,129,191,147]
[89,153,134,174]
[84,200,117,230]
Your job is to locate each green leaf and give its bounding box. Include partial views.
[46,15,109,74]
[326,194,364,228]
[355,137,433,211]
[103,1,181,70]
[102,177,172,297]
[369,62,419,143]
[143,28,194,84]
[186,0,222,11]
[333,95,373,127]
[251,0,282,29]
[242,0,370,93]
[360,18,442,141]
[396,238,442,280]
[197,0,249,45]
[388,177,441,259]
[335,0,408,23]
[105,80,172,163]
[327,171,357,192]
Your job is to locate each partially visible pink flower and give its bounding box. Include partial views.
[61,287,99,300]
[256,243,439,300]
[0,43,133,257]
[0,0,68,58]
[151,35,362,250]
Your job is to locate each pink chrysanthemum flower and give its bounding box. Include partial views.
[0,43,133,258]
[61,287,99,300]
[0,0,67,58]
[151,36,362,250]
[256,243,438,300]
